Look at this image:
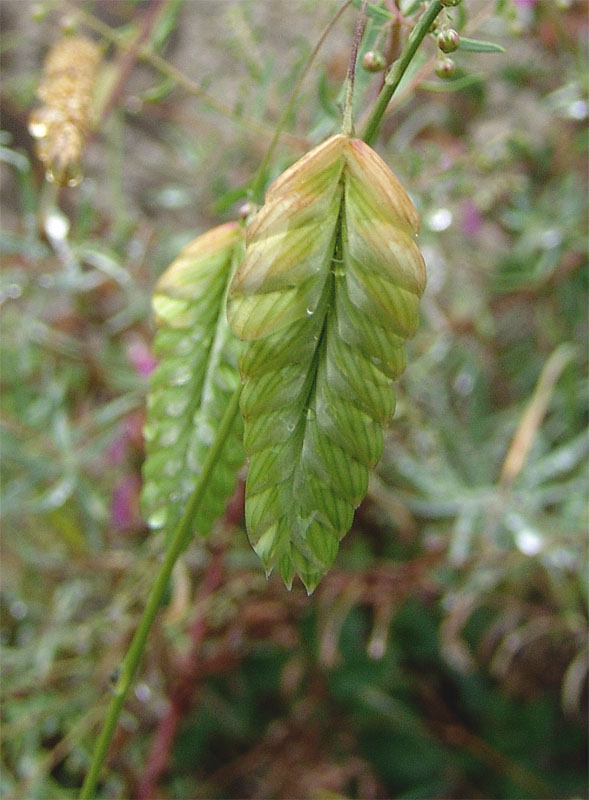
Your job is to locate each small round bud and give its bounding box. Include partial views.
[362,50,386,73]
[238,201,257,220]
[440,0,462,6]
[435,56,456,79]
[437,29,460,53]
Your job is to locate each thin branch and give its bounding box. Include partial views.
[96,0,169,125]
[67,3,298,144]
[342,0,368,136]
[500,344,576,486]
[361,0,444,145]
[250,0,353,203]
[79,384,242,800]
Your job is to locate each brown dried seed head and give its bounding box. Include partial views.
[28,35,101,186]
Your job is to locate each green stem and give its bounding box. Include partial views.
[361,0,443,145]
[79,383,242,800]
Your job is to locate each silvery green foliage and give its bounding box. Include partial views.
[228,134,426,592]
[142,223,245,547]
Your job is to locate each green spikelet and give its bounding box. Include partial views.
[142,222,245,546]
[227,134,426,592]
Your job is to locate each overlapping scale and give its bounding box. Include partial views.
[228,134,426,592]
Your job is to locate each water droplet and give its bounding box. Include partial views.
[286,422,295,433]
[148,508,167,529]
[135,683,151,702]
[566,99,588,120]
[515,528,543,556]
[28,109,49,139]
[306,407,316,422]
[66,165,83,187]
[427,208,453,232]
[44,210,70,241]
[306,307,315,317]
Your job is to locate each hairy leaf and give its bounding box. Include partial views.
[228,134,426,592]
[142,222,245,546]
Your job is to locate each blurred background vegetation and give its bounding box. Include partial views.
[1,0,587,798]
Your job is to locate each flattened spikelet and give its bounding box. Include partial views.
[142,223,245,546]
[228,134,426,592]
[28,35,101,186]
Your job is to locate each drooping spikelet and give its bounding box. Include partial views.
[227,134,426,592]
[28,35,101,186]
[141,223,245,547]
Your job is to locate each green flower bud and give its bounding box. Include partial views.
[362,50,386,73]
[437,28,460,53]
[435,56,456,79]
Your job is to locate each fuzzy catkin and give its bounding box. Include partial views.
[28,35,101,186]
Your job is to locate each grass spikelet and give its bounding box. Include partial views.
[142,222,245,546]
[228,134,426,592]
[28,35,101,187]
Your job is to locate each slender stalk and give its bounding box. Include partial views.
[250,0,353,203]
[96,0,169,126]
[67,3,296,144]
[342,0,368,136]
[79,384,242,800]
[361,0,443,145]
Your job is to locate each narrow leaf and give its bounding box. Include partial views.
[142,222,245,546]
[351,0,393,21]
[459,37,505,53]
[228,135,426,592]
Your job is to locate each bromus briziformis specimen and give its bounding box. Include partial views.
[142,222,245,549]
[228,134,426,592]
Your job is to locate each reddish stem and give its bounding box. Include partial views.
[98,0,168,125]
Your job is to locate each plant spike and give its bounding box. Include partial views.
[142,222,245,549]
[228,134,426,592]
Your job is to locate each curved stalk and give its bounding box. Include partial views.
[250,0,353,203]
[361,0,444,145]
[79,384,242,800]
[342,0,368,136]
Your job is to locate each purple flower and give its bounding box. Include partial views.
[106,431,127,465]
[111,474,141,531]
[126,337,157,377]
[461,200,483,237]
